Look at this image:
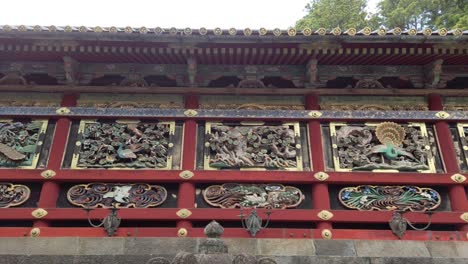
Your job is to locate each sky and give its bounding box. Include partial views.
[0,0,380,29]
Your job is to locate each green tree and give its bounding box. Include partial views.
[295,0,370,30]
[375,0,468,29]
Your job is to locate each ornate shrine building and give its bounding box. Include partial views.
[0,25,467,263]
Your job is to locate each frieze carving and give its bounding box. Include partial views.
[203,183,304,209]
[0,183,30,208]
[200,103,304,110]
[320,103,428,111]
[204,122,302,170]
[67,183,167,208]
[71,120,175,169]
[199,95,305,110]
[354,78,385,89]
[0,120,48,168]
[77,94,184,109]
[319,96,428,111]
[339,185,441,212]
[330,122,436,172]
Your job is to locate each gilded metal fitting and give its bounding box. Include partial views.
[318,210,334,220]
[451,174,466,183]
[179,170,194,180]
[178,228,188,237]
[184,109,198,117]
[40,169,56,179]
[308,111,322,118]
[314,172,329,181]
[435,111,450,119]
[56,107,70,115]
[30,228,41,237]
[32,208,48,219]
[321,229,332,239]
[176,209,192,219]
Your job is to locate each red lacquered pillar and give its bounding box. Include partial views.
[306,93,332,231]
[34,93,77,228]
[176,94,198,232]
[428,94,468,230]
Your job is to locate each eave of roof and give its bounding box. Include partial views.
[0,25,467,43]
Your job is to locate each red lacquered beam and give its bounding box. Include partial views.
[0,227,463,240]
[39,227,180,237]
[0,228,32,237]
[4,208,465,225]
[331,210,464,224]
[177,94,199,230]
[306,93,332,230]
[326,229,464,241]
[429,94,468,217]
[3,168,464,186]
[34,94,77,228]
[0,169,44,181]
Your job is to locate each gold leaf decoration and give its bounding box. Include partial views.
[375,122,405,146]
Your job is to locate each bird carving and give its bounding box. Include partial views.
[0,143,26,161]
[366,122,415,161]
[117,143,137,159]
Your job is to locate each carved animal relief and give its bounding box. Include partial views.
[0,120,48,168]
[67,183,167,208]
[339,185,441,212]
[72,120,174,169]
[330,122,436,172]
[0,183,30,208]
[204,122,303,170]
[203,183,304,209]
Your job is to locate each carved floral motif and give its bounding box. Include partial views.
[203,183,304,209]
[205,123,302,170]
[339,185,441,212]
[331,122,435,172]
[0,120,47,168]
[0,183,30,208]
[67,183,167,208]
[72,121,174,169]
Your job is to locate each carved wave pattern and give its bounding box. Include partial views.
[207,124,300,170]
[0,183,31,208]
[67,183,167,208]
[203,183,304,209]
[339,185,441,212]
[75,122,171,169]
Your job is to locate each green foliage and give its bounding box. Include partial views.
[295,0,468,30]
[295,0,370,30]
[376,0,468,29]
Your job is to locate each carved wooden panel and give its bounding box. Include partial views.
[202,122,306,171]
[203,183,305,209]
[77,93,184,108]
[199,95,305,110]
[319,96,428,111]
[71,120,178,169]
[0,92,61,107]
[0,119,48,169]
[0,183,30,208]
[328,122,436,173]
[339,185,441,212]
[67,183,168,208]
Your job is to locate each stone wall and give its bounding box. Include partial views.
[0,238,467,264]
